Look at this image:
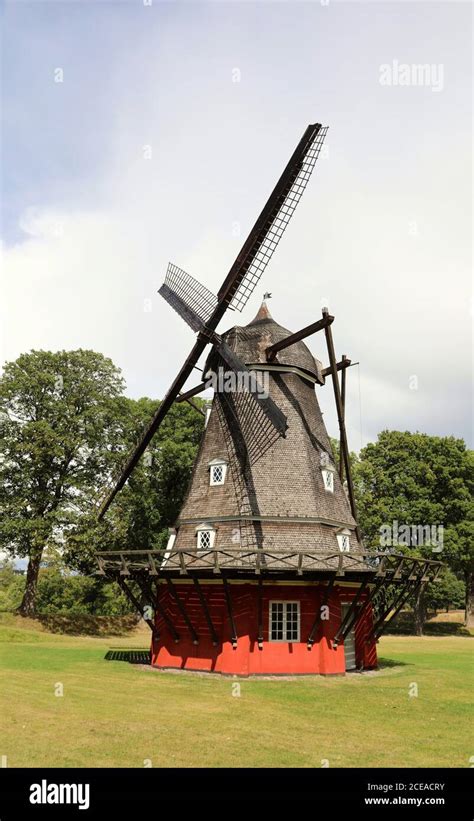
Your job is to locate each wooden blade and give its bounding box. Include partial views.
[211,341,287,465]
[216,341,287,437]
[217,124,328,312]
[97,335,209,519]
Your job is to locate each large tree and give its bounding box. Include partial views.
[0,349,124,615]
[355,431,473,633]
[65,397,205,572]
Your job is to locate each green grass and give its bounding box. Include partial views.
[0,613,472,768]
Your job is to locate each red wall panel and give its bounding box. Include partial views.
[151,582,377,676]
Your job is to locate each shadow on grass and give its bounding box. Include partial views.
[377,657,411,669]
[37,614,140,636]
[105,649,151,665]
[386,614,471,637]
[423,622,472,637]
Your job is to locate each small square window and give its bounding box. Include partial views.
[269,601,300,642]
[322,469,334,493]
[197,530,212,550]
[210,464,227,485]
[337,533,350,552]
[197,527,216,550]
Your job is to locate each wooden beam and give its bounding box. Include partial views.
[166,579,199,645]
[116,576,158,637]
[321,358,352,378]
[338,355,348,481]
[222,578,238,648]
[307,575,336,647]
[266,314,334,361]
[366,564,425,643]
[348,575,387,636]
[372,572,428,641]
[322,310,361,541]
[175,381,208,402]
[333,577,370,645]
[153,581,180,643]
[257,579,264,649]
[193,577,219,646]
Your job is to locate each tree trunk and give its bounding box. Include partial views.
[465,571,473,628]
[413,585,426,636]
[18,550,43,617]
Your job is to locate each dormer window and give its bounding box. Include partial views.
[321,462,335,493]
[337,528,351,552]
[208,458,227,486]
[196,523,216,551]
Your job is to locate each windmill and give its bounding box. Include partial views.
[96,124,442,676]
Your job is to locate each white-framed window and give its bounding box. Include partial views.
[321,467,335,493]
[322,469,334,492]
[337,531,351,552]
[208,458,227,486]
[269,601,300,642]
[195,523,216,551]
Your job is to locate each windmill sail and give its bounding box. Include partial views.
[159,262,218,332]
[218,125,328,311]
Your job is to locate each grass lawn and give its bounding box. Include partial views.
[0,613,472,768]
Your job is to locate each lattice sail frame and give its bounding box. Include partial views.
[225,126,329,311]
[159,262,218,331]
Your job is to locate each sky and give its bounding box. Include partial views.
[1,0,472,453]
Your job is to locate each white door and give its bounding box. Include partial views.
[341,604,356,671]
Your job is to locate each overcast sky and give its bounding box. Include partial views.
[1,0,472,452]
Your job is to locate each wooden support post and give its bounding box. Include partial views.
[222,578,238,648]
[367,579,414,642]
[372,572,427,641]
[339,354,348,481]
[119,553,130,576]
[116,576,158,638]
[257,579,264,649]
[193,577,219,646]
[307,575,336,648]
[179,551,188,576]
[323,311,361,542]
[175,381,208,402]
[96,557,106,576]
[166,579,199,645]
[333,577,370,644]
[152,581,180,643]
[349,575,386,636]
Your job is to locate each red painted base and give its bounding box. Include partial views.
[151,582,377,676]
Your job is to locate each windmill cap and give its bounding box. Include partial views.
[221,304,324,384]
